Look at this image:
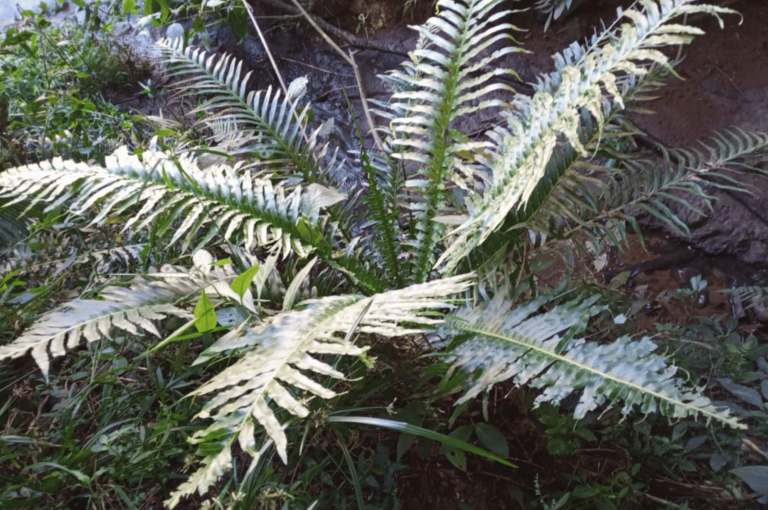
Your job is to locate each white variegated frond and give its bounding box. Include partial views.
[444,291,743,429]
[384,0,524,283]
[157,38,324,180]
[166,274,474,507]
[164,446,232,509]
[437,0,737,272]
[0,146,345,257]
[0,274,196,379]
[534,0,577,30]
[0,243,146,279]
[0,252,267,379]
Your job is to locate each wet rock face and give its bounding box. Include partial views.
[670,173,768,265]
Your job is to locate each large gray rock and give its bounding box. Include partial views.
[666,172,768,265]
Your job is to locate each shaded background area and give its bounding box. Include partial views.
[0,0,46,25]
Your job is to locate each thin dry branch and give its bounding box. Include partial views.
[252,0,409,57]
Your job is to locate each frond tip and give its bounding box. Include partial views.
[437,0,738,272]
[0,277,193,379]
[445,293,744,429]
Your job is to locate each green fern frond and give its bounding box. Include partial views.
[157,38,322,181]
[0,197,30,247]
[673,127,768,174]
[0,146,344,257]
[172,274,473,506]
[541,128,768,244]
[0,272,195,379]
[359,149,406,288]
[445,291,743,428]
[725,285,768,302]
[386,0,523,283]
[724,285,768,321]
[438,0,737,273]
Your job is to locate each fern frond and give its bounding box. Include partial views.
[438,0,737,272]
[157,38,322,182]
[386,0,523,283]
[458,68,654,274]
[535,0,578,30]
[1,243,146,278]
[0,146,344,257]
[359,149,406,288]
[0,274,195,379]
[726,286,768,302]
[724,283,768,321]
[165,446,232,509]
[0,197,30,247]
[539,128,768,245]
[445,291,743,428]
[176,273,473,506]
[0,249,268,378]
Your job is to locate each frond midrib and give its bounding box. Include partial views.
[454,320,743,428]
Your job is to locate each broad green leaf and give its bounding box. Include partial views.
[194,291,217,333]
[731,466,768,496]
[230,264,260,299]
[684,435,707,453]
[710,453,730,472]
[397,433,417,461]
[440,425,474,471]
[719,378,764,408]
[474,422,509,458]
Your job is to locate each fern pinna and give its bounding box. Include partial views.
[0,0,757,506]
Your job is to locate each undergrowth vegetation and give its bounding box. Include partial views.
[2,0,768,508]
[0,9,149,169]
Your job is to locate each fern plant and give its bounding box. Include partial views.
[0,0,760,506]
[535,0,580,30]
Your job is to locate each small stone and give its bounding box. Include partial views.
[697,289,709,308]
[670,267,699,285]
[166,23,184,42]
